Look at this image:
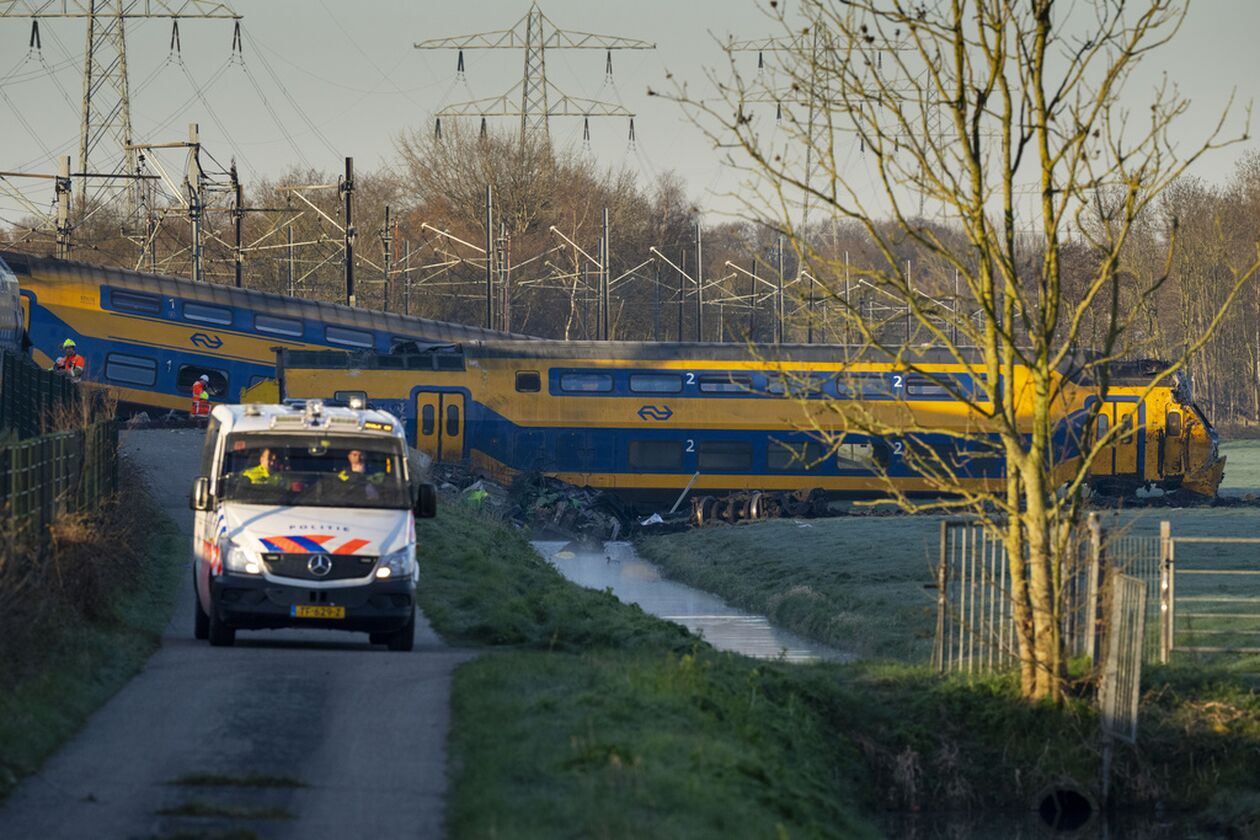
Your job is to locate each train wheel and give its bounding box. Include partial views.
[748,491,763,520]
[695,496,717,527]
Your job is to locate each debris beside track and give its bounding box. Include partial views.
[427,464,690,540]
[425,463,842,539]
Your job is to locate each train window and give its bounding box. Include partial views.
[906,375,950,397]
[104,353,157,387]
[1096,412,1110,443]
[766,374,825,398]
[629,373,683,394]
[446,403,460,437]
[698,440,752,470]
[838,442,880,470]
[559,373,613,392]
[177,365,228,395]
[1119,413,1135,443]
[768,440,825,470]
[516,371,541,392]
[325,325,374,348]
[421,404,435,435]
[182,302,232,326]
[836,374,896,398]
[110,289,161,316]
[255,313,304,337]
[1166,410,1182,438]
[698,374,752,393]
[628,440,683,470]
[247,375,268,389]
[437,354,464,371]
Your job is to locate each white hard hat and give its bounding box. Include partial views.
[199,374,209,382]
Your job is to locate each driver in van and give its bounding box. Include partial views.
[242,448,284,486]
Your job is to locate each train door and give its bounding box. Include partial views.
[415,391,465,463]
[1100,399,1141,477]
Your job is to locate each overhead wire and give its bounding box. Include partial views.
[35,27,82,116]
[177,51,260,180]
[0,82,56,163]
[227,41,313,170]
[315,0,427,112]
[132,55,233,145]
[240,28,341,161]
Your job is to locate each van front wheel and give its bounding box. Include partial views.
[207,598,236,647]
[194,593,209,640]
[384,611,415,652]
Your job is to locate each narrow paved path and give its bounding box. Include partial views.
[0,429,472,839]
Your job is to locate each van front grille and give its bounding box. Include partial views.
[262,553,375,581]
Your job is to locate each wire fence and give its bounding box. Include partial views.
[0,421,119,560]
[1105,531,1163,662]
[0,348,78,439]
[931,514,1167,677]
[1,349,119,560]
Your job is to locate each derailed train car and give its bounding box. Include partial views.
[3,250,531,414]
[275,340,1225,506]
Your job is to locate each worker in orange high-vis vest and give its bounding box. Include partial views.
[52,338,86,381]
[190,374,212,418]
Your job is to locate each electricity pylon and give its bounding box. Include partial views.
[0,1,240,214]
[415,1,654,144]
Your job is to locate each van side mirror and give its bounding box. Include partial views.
[414,482,437,519]
[189,476,212,511]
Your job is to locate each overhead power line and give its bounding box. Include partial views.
[415,1,654,144]
[0,0,240,216]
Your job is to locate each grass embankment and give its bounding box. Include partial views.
[417,501,878,838]
[0,465,184,800]
[423,500,1260,837]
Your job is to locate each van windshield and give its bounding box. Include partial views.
[219,434,409,510]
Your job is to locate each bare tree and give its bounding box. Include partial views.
[671,0,1259,701]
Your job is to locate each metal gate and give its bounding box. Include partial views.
[1160,529,1260,660]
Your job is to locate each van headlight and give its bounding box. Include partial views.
[374,546,415,579]
[222,541,262,575]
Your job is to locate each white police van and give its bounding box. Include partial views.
[189,400,436,650]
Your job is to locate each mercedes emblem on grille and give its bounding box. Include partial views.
[307,555,333,577]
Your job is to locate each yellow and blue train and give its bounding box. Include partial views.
[3,249,1222,502]
[2,250,529,414]
[275,341,1225,504]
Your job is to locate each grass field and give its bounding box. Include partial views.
[419,497,1260,837]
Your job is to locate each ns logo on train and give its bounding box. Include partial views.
[189,333,224,350]
[638,405,674,421]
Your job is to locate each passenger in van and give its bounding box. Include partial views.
[338,449,384,499]
[242,448,284,486]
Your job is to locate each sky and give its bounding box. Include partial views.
[2,0,1257,228]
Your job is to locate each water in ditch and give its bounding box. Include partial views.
[533,539,849,663]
